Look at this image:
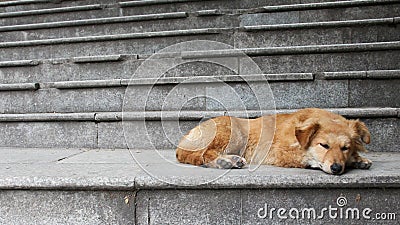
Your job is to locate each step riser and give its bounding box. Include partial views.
[1,51,399,83]
[251,50,400,74]
[0,46,400,74]
[0,79,399,113]
[241,4,400,26]
[0,16,235,42]
[0,0,122,13]
[0,8,119,26]
[2,21,398,45]
[136,188,399,225]
[236,25,400,49]
[0,117,398,151]
[0,190,135,225]
[0,33,232,61]
[0,1,399,25]
[121,0,292,15]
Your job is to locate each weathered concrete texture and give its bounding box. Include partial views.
[117,120,198,149]
[0,0,113,13]
[205,80,348,110]
[0,33,233,61]
[0,58,142,84]
[236,25,399,48]
[0,14,241,42]
[349,79,400,108]
[1,148,399,189]
[164,60,238,78]
[0,115,397,150]
[2,147,83,164]
[96,116,399,151]
[0,147,399,224]
[124,83,207,111]
[0,7,119,26]
[121,0,296,15]
[0,87,124,113]
[97,122,128,149]
[240,4,399,26]
[135,188,400,224]
[362,118,400,152]
[0,57,237,84]
[0,190,135,225]
[248,51,400,74]
[0,122,97,148]
[352,23,400,44]
[136,189,242,225]
[298,4,400,23]
[269,80,348,109]
[366,50,400,71]
[4,78,397,113]
[1,49,398,84]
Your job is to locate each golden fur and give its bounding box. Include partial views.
[176,108,372,174]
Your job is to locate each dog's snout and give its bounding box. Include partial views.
[330,163,343,174]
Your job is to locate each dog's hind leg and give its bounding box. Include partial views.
[176,147,219,166]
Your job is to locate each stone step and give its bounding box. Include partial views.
[1,14,398,44]
[0,0,300,26]
[120,0,399,16]
[0,70,399,114]
[237,19,400,48]
[0,147,399,224]
[1,0,396,28]
[0,0,270,15]
[0,26,398,59]
[0,0,123,13]
[256,0,400,13]
[0,108,398,151]
[0,4,120,26]
[242,1,400,26]
[0,47,399,83]
[1,0,398,41]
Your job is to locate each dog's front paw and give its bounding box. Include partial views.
[204,155,247,169]
[351,158,372,169]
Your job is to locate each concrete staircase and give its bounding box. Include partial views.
[0,0,399,224]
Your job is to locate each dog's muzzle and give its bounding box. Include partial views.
[330,163,343,174]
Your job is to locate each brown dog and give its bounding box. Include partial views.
[176,108,372,174]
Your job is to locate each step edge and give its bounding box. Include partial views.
[0,12,188,32]
[243,17,397,31]
[0,4,103,18]
[258,0,400,13]
[0,108,397,122]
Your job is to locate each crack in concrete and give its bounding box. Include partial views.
[55,149,91,163]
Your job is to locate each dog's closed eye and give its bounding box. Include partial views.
[319,143,330,149]
[341,146,349,151]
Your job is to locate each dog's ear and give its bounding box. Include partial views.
[295,118,320,149]
[349,120,371,144]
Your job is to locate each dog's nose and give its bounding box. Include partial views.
[330,163,343,174]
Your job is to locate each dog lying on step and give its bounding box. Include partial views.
[176,108,372,175]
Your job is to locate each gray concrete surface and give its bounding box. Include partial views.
[240,4,399,26]
[0,147,399,189]
[137,188,399,225]
[0,190,136,225]
[0,0,398,223]
[0,109,398,150]
[1,148,399,224]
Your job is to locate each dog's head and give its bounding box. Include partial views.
[295,115,370,175]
